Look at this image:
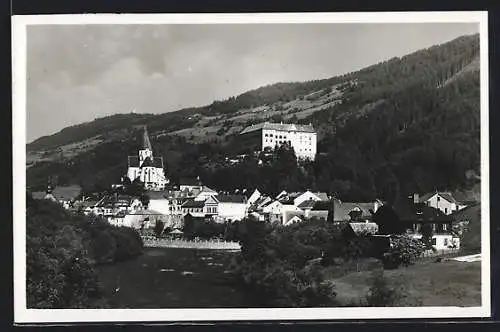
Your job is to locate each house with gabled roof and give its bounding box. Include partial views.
[393,198,461,251]
[181,198,206,218]
[332,200,380,222]
[206,194,248,223]
[293,190,329,207]
[194,186,218,202]
[415,192,470,215]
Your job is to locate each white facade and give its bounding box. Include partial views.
[194,187,218,202]
[424,193,467,215]
[262,127,316,160]
[247,189,262,206]
[293,191,326,207]
[240,122,317,160]
[216,202,247,222]
[411,234,461,251]
[148,198,171,216]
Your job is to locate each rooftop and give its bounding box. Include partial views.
[181,199,205,208]
[216,194,247,203]
[240,122,316,135]
[333,201,375,222]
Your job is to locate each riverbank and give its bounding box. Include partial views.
[141,237,241,250]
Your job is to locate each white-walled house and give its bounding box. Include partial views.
[417,192,468,215]
[181,199,205,218]
[247,189,262,206]
[203,195,219,216]
[214,195,248,222]
[194,186,218,202]
[293,191,329,207]
[410,233,460,251]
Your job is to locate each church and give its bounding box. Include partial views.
[126,126,169,191]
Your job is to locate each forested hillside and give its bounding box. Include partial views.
[26,34,481,201]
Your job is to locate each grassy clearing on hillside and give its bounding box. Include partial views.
[333,260,481,307]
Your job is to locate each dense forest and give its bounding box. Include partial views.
[26,34,481,201]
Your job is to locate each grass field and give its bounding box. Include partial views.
[332,260,481,307]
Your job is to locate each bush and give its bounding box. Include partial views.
[382,235,426,269]
[365,269,402,306]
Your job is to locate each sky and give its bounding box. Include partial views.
[26,22,479,142]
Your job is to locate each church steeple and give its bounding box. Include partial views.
[142,125,152,151]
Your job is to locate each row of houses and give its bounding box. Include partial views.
[30,180,479,251]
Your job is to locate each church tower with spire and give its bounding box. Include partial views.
[126,125,169,191]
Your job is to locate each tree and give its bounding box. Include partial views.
[366,269,402,307]
[154,219,165,239]
[372,205,406,235]
[140,193,150,209]
[382,235,426,269]
[420,223,434,250]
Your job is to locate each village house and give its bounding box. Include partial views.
[213,194,248,223]
[179,177,203,194]
[293,190,329,207]
[415,192,471,215]
[239,122,318,160]
[87,194,143,217]
[394,198,460,251]
[126,126,169,191]
[247,189,262,206]
[194,186,218,202]
[332,200,381,223]
[181,198,206,218]
[203,195,219,216]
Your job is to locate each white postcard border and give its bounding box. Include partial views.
[12,11,490,323]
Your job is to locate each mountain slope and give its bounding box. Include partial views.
[26,33,481,200]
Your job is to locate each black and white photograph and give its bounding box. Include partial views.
[12,12,490,323]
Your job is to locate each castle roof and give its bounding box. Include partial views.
[240,122,315,135]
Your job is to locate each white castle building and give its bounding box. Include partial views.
[240,122,317,160]
[126,126,169,191]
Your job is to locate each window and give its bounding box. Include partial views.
[432,223,437,232]
[443,224,448,231]
[444,238,449,246]
[432,237,437,245]
[265,133,268,137]
[444,208,448,214]
[437,196,441,202]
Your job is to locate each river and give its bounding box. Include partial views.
[96,247,259,308]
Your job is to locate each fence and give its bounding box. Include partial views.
[141,236,241,250]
